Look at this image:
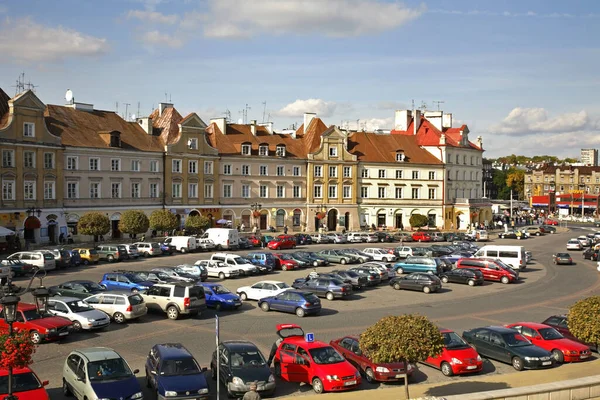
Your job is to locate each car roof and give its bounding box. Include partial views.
[510,322,551,330]
[50,296,81,302]
[74,347,121,362]
[201,282,224,288]
[257,280,285,285]
[477,326,518,334]
[93,290,135,296]
[284,336,330,349]
[153,343,193,359]
[221,340,260,351]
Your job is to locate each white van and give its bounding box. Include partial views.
[474,245,527,271]
[201,228,239,250]
[164,236,197,253]
[8,251,56,271]
[210,253,258,275]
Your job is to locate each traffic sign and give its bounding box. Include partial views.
[305,332,314,343]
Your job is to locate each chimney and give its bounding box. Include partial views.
[138,117,153,135]
[67,102,94,112]
[424,111,443,131]
[394,110,412,131]
[303,112,316,134]
[440,133,446,145]
[413,110,421,135]
[258,122,273,134]
[210,117,227,135]
[476,135,483,149]
[159,102,173,116]
[442,113,452,129]
[250,120,257,136]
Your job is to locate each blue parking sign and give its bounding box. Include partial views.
[305,333,314,343]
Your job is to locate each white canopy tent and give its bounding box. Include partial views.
[0,226,16,236]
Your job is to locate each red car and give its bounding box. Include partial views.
[267,235,296,250]
[330,335,413,383]
[0,367,49,400]
[0,303,73,344]
[274,324,361,394]
[544,219,559,226]
[422,329,483,376]
[272,253,300,270]
[247,236,262,247]
[541,315,598,352]
[506,322,591,363]
[411,232,432,242]
[456,258,519,284]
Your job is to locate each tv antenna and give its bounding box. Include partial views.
[261,101,267,123]
[13,72,27,95]
[137,102,140,119]
[419,101,428,112]
[115,102,119,114]
[433,100,445,111]
[239,104,251,124]
[123,102,131,121]
[223,108,232,122]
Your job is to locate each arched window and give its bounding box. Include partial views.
[293,209,302,226]
[276,209,286,227]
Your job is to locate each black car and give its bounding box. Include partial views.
[552,253,574,265]
[238,237,252,250]
[349,266,382,286]
[389,272,442,294]
[462,326,554,371]
[374,232,395,243]
[48,280,106,299]
[331,270,368,289]
[293,251,329,266]
[134,270,179,284]
[210,341,275,398]
[540,225,557,234]
[294,234,312,245]
[498,230,524,240]
[439,268,484,286]
[291,277,352,300]
[582,248,598,261]
[339,248,373,263]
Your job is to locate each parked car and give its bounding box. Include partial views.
[62,348,142,400]
[83,292,147,324]
[498,230,525,240]
[394,246,413,259]
[339,248,373,263]
[0,366,49,399]
[43,249,72,269]
[294,233,312,245]
[456,258,519,284]
[95,245,126,262]
[47,297,110,332]
[72,248,99,265]
[505,322,591,363]
[238,237,252,250]
[210,253,259,276]
[196,237,217,251]
[582,248,598,261]
[141,283,206,319]
[211,341,275,398]
[292,277,353,300]
[283,253,310,268]
[544,219,559,226]
[330,335,413,382]
[99,272,154,292]
[163,236,198,253]
[292,251,329,267]
[429,232,446,242]
[0,303,72,344]
[540,225,557,234]
[7,251,56,271]
[363,233,379,243]
[49,280,106,299]
[268,235,296,250]
[236,280,291,301]
[327,233,348,244]
[150,267,198,283]
[346,232,364,243]
[174,263,209,281]
[246,235,262,247]
[133,242,163,257]
[524,226,544,236]
[200,283,242,311]
[422,329,483,376]
[389,272,442,294]
[331,270,368,290]
[317,249,358,265]
[462,326,554,370]
[69,250,82,267]
[361,248,397,262]
[310,234,331,244]
[0,258,34,277]
[373,231,395,243]
[394,232,414,242]
[553,253,574,265]
[349,266,382,286]
[363,261,394,280]
[439,268,484,286]
[412,232,432,242]
[566,239,583,250]
[259,290,322,317]
[541,315,598,352]
[145,343,210,399]
[393,256,443,275]
[120,244,139,259]
[134,270,178,284]
[195,260,241,280]
[247,252,278,270]
[159,242,176,255]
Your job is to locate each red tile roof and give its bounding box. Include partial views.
[347,131,442,164]
[0,88,10,129]
[392,117,482,151]
[295,118,329,153]
[149,106,183,145]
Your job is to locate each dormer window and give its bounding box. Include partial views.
[241,143,251,155]
[110,132,121,148]
[396,151,405,162]
[276,145,286,157]
[259,145,269,156]
[187,138,198,150]
[329,146,338,157]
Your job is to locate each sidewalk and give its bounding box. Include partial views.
[286,358,600,399]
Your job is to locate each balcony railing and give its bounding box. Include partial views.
[63,197,163,207]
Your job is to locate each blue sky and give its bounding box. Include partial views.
[1,0,599,158]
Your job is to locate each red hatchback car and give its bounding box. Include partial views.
[330,336,413,383]
[272,253,300,270]
[456,258,519,284]
[0,303,73,344]
[422,329,483,376]
[544,219,559,226]
[506,322,592,363]
[411,232,432,242]
[0,367,49,400]
[268,235,297,250]
[274,324,361,394]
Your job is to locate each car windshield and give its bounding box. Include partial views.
[87,358,133,381]
[538,327,564,340]
[80,282,103,291]
[0,372,42,394]
[89,249,98,255]
[502,333,531,347]
[344,271,359,278]
[128,294,144,305]
[556,253,570,258]
[212,285,231,294]
[230,350,266,367]
[309,346,345,365]
[125,274,145,283]
[276,283,290,289]
[443,331,470,349]
[279,254,293,260]
[161,358,201,376]
[22,310,48,321]
[66,300,94,312]
[238,258,252,264]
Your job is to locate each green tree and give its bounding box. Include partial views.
[493,169,511,200]
[568,296,600,351]
[118,210,150,237]
[77,212,110,242]
[409,214,429,229]
[506,168,525,199]
[360,315,444,399]
[184,215,210,235]
[149,209,178,233]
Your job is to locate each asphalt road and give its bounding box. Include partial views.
[14,227,600,400]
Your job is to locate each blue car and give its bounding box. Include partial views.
[99,272,154,292]
[145,343,210,400]
[200,283,242,311]
[258,290,321,318]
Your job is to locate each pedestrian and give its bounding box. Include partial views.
[252,225,257,234]
[59,232,65,245]
[242,382,261,400]
[283,225,288,235]
[141,234,146,242]
[241,223,246,232]
[267,337,284,367]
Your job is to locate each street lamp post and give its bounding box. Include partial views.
[579,184,586,217]
[250,202,262,229]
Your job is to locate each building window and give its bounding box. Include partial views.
[378,169,386,179]
[67,182,78,199]
[276,166,285,176]
[378,187,386,198]
[241,165,250,175]
[66,156,77,170]
[44,181,55,200]
[329,166,337,178]
[111,182,121,198]
[293,209,301,226]
[412,171,419,180]
[293,166,301,176]
[150,183,158,198]
[204,184,213,198]
[23,122,35,137]
[329,146,338,157]
[314,165,323,177]
[2,180,14,200]
[463,155,467,164]
[343,166,351,178]
[90,182,100,199]
[276,145,286,157]
[188,160,197,174]
[2,150,14,168]
[259,165,268,176]
[172,183,182,198]
[241,144,251,155]
[412,187,419,199]
[455,170,459,180]
[111,159,121,172]
[361,168,369,178]
[23,181,35,200]
[396,152,405,162]
[89,158,99,171]
[260,185,268,198]
[259,145,268,156]
[293,185,301,198]
[150,160,159,172]
[456,155,459,164]
[395,187,403,199]
[277,185,284,198]
[428,188,436,199]
[361,187,368,198]
[204,161,213,174]
[223,164,232,175]
[223,184,232,198]
[23,151,35,168]
[314,185,322,198]
[241,184,250,198]
[131,182,141,198]
[44,153,55,169]
[428,171,435,180]
[172,159,181,173]
[329,185,337,198]
[131,160,141,172]
[396,170,403,179]
[188,183,198,198]
[188,138,198,150]
[343,185,351,198]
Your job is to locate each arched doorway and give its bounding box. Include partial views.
[24,216,41,244]
[189,210,200,217]
[276,209,286,228]
[292,209,302,229]
[327,209,338,231]
[260,211,268,230]
[395,212,404,230]
[427,210,437,228]
[110,213,121,239]
[344,212,350,230]
[241,210,251,230]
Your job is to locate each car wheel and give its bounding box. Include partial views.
[30,331,41,344]
[181,247,187,253]
[72,320,82,332]
[326,292,335,301]
[501,276,510,284]
[145,370,152,387]
[211,364,217,380]
[107,255,114,262]
[83,260,89,265]
[282,265,288,271]
[312,377,324,394]
[295,307,306,317]
[418,239,422,242]
[167,306,180,320]
[441,276,449,284]
[365,367,376,383]
[393,282,401,290]
[113,312,126,324]
[536,232,541,236]
[423,286,431,294]
[274,362,281,376]
[552,349,564,363]
[396,267,404,274]
[517,236,521,240]
[441,362,454,377]
[62,379,72,396]
[467,279,475,287]
[217,272,226,280]
[131,288,139,293]
[260,302,270,312]
[240,292,248,301]
[144,252,149,257]
[214,303,222,312]
[512,356,524,371]
[313,261,319,267]
[340,258,347,265]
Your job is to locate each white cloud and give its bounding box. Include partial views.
[127,9,178,25]
[0,17,108,63]
[430,9,578,18]
[277,99,337,117]
[360,117,393,131]
[0,5,7,14]
[489,107,589,136]
[139,30,184,48]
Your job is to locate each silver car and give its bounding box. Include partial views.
[566,239,583,250]
[83,292,147,324]
[47,297,110,332]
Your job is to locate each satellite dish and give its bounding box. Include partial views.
[237,118,243,124]
[65,89,73,103]
[131,114,136,120]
